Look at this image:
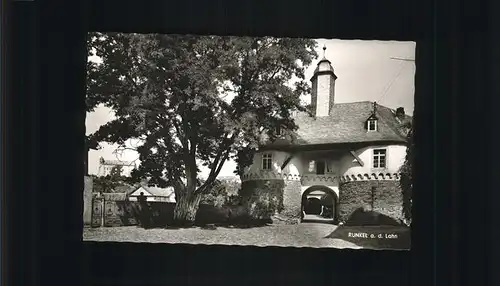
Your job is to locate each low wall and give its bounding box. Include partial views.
[338,180,403,223]
[94,196,252,227]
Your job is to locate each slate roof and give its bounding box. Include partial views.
[266,101,411,148]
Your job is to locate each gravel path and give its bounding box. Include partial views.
[83,223,362,249]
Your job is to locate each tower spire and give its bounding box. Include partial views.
[310,43,337,117]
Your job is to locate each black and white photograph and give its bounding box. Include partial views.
[83,33,414,250]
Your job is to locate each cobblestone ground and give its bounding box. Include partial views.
[83,223,362,249]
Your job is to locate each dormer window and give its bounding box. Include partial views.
[367,119,378,131]
[365,113,378,132]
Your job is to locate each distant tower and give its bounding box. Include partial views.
[310,45,337,117]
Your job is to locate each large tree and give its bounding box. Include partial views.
[86,33,317,226]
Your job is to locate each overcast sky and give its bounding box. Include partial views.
[86,38,416,178]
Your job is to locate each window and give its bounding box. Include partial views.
[316,161,326,175]
[373,149,387,169]
[326,161,335,174]
[262,153,273,170]
[311,160,335,175]
[367,119,378,131]
[308,160,316,172]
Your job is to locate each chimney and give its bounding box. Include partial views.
[310,45,337,117]
[396,107,405,121]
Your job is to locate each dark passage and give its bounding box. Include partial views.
[304,197,322,215]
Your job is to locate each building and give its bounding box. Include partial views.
[128,185,176,203]
[97,157,136,177]
[241,46,412,224]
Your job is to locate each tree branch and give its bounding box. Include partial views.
[195,133,236,195]
[172,120,189,153]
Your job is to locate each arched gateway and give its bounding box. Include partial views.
[301,186,338,224]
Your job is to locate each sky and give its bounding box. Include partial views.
[86,38,416,179]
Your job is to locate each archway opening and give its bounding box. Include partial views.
[301,186,338,224]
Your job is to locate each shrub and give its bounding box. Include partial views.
[199,178,242,207]
[241,180,284,220]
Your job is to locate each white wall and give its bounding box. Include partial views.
[128,196,172,202]
[315,74,333,117]
[129,187,151,197]
[242,145,406,182]
[339,144,406,176]
[128,187,176,203]
[98,164,135,177]
[243,144,407,190]
[244,151,298,176]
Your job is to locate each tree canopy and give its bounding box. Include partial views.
[86,33,318,223]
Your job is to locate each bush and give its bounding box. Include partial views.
[240,180,284,220]
[248,192,281,219]
[200,178,242,207]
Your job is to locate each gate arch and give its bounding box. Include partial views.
[301,185,339,224]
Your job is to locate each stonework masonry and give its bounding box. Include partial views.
[282,180,302,219]
[338,180,403,223]
[83,176,93,226]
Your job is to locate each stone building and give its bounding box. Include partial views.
[97,157,136,177]
[241,46,412,224]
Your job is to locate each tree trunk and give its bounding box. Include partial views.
[172,191,203,227]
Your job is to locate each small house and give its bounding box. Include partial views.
[128,185,176,203]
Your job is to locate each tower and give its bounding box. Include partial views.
[310,45,337,117]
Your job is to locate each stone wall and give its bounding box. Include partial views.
[83,176,93,226]
[338,180,403,223]
[282,180,302,219]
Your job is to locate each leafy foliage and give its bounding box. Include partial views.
[91,165,135,194]
[199,178,241,207]
[86,33,317,222]
[109,165,123,178]
[399,119,413,221]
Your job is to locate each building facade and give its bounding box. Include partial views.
[97,157,136,177]
[241,47,411,224]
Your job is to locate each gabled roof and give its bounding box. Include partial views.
[265,101,411,148]
[131,185,175,198]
